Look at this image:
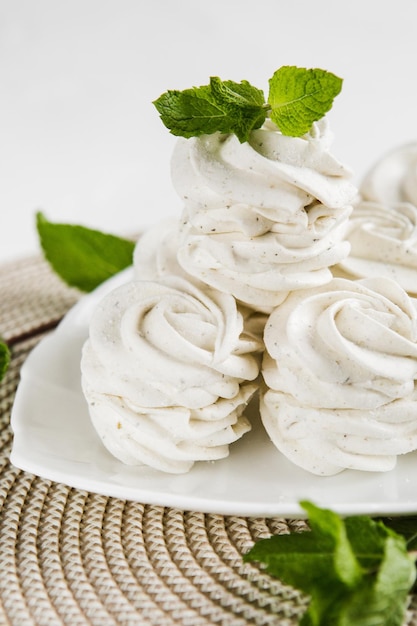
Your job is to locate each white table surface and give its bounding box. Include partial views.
[2,0,417,263]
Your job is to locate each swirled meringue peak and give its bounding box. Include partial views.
[260,276,417,475]
[361,143,417,205]
[81,274,262,473]
[173,119,357,311]
[172,119,356,234]
[336,200,417,294]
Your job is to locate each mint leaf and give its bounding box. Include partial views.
[340,516,416,626]
[245,501,361,595]
[244,501,416,626]
[268,66,342,136]
[345,515,403,569]
[209,77,267,142]
[315,534,415,626]
[154,66,342,141]
[379,516,417,551]
[0,341,10,382]
[210,77,265,110]
[153,77,267,142]
[335,536,415,626]
[36,211,135,292]
[153,85,234,138]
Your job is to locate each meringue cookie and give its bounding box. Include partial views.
[132,217,268,340]
[337,200,417,295]
[178,207,351,312]
[81,274,262,472]
[133,218,187,281]
[173,119,356,311]
[172,119,356,235]
[260,389,417,475]
[361,143,417,205]
[84,381,256,474]
[261,276,417,475]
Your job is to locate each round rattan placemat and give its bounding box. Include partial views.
[1,256,417,626]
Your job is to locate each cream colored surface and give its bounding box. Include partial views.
[261,277,417,475]
[174,120,356,310]
[80,273,262,472]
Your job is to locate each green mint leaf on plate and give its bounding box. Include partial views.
[36,211,135,292]
[244,501,416,626]
[268,66,343,137]
[0,341,10,382]
[153,77,267,143]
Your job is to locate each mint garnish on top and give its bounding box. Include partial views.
[153,66,343,142]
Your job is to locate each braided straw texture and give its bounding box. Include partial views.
[1,256,417,626]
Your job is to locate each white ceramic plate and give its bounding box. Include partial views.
[10,269,417,518]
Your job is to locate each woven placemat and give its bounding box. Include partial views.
[0,256,416,626]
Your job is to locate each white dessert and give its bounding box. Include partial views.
[81,274,262,473]
[336,200,417,294]
[132,216,268,337]
[361,143,417,205]
[81,82,417,478]
[260,276,417,475]
[336,143,417,293]
[133,218,187,281]
[173,119,357,311]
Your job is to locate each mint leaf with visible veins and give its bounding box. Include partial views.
[244,501,416,626]
[153,78,266,142]
[153,85,234,138]
[209,77,267,142]
[154,66,342,141]
[0,341,10,382]
[268,66,342,136]
[36,211,135,292]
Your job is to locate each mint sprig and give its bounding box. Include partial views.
[36,212,135,292]
[153,66,342,142]
[153,77,267,143]
[0,341,10,382]
[244,501,416,626]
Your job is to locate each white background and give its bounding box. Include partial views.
[2,0,417,263]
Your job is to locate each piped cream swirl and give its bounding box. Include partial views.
[173,119,357,311]
[337,200,417,294]
[261,276,417,475]
[361,143,417,205]
[336,144,417,293]
[172,119,356,235]
[81,274,261,472]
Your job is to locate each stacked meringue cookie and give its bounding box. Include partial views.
[261,143,417,475]
[173,119,356,312]
[261,277,417,475]
[336,144,417,295]
[81,114,417,476]
[81,273,262,473]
